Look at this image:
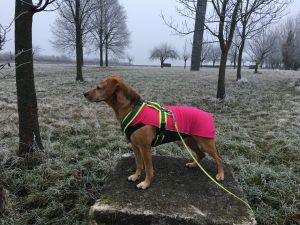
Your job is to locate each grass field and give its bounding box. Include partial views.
[0,64,299,225]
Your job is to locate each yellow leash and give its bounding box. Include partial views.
[171,113,253,212]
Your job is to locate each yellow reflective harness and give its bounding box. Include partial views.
[121,100,253,212]
[121,100,170,146]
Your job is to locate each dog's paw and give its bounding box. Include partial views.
[136,181,150,190]
[216,173,224,181]
[185,161,197,168]
[127,174,140,182]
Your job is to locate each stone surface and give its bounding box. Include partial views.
[89,156,256,225]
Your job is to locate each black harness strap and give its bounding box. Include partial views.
[121,100,144,134]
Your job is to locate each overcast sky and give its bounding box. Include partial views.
[0,0,300,66]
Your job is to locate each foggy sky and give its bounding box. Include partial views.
[0,0,300,66]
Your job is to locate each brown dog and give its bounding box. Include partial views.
[84,75,224,190]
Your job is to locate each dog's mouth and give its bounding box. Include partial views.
[93,98,106,103]
[84,95,106,103]
[83,92,108,103]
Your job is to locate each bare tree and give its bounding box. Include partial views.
[264,31,282,69]
[247,29,275,73]
[126,54,134,65]
[182,40,191,69]
[150,43,179,68]
[190,0,208,71]
[228,31,241,69]
[50,14,77,53]
[282,30,297,70]
[0,25,8,51]
[32,45,42,60]
[15,0,56,156]
[165,0,241,96]
[162,0,208,71]
[163,0,242,98]
[89,0,130,67]
[207,43,221,67]
[0,22,13,70]
[53,0,94,81]
[236,0,290,80]
[276,15,300,70]
[228,45,238,68]
[103,1,130,66]
[200,43,209,66]
[88,0,107,67]
[204,0,242,99]
[263,15,300,69]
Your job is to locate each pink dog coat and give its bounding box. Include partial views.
[129,104,216,139]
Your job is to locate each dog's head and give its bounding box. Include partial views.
[84,75,123,102]
[84,75,140,104]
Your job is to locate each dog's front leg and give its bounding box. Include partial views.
[128,144,143,182]
[130,125,156,189]
[136,146,154,190]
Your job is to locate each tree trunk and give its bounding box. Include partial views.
[190,0,207,71]
[99,2,104,67]
[99,39,103,67]
[184,59,187,69]
[105,47,108,67]
[105,38,108,67]
[0,170,5,215]
[0,186,4,215]
[75,0,83,81]
[237,35,246,80]
[160,57,165,68]
[15,0,43,156]
[100,46,103,67]
[217,52,228,99]
[99,47,102,67]
[233,47,237,69]
[80,43,84,67]
[254,62,259,73]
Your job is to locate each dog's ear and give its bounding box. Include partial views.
[104,76,122,94]
[120,82,141,105]
[106,75,141,105]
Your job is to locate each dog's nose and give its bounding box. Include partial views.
[83,92,88,98]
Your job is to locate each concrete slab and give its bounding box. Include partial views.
[89,156,256,225]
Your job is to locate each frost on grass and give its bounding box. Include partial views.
[0,65,299,225]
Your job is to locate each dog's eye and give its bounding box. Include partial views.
[97,86,101,90]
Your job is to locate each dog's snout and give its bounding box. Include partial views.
[83,92,89,98]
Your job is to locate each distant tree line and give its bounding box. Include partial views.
[0,51,73,63]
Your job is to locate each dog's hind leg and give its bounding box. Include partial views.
[184,137,206,168]
[193,136,224,181]
[128,144,143,182]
